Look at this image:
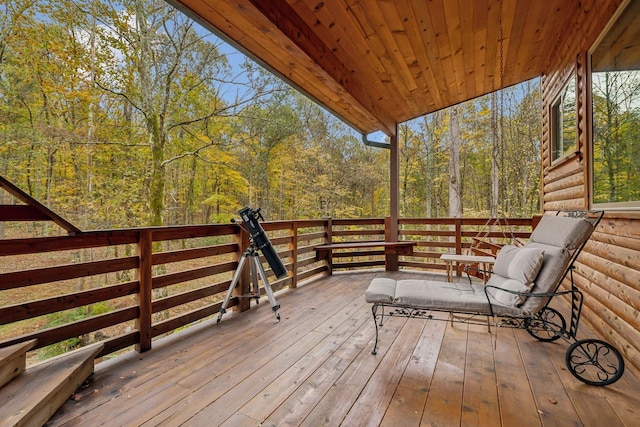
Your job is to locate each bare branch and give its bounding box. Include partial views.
[161,140,220,166]
[94,79,144,117]
[70,140,149,148]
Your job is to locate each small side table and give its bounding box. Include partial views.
[440,254,496,284]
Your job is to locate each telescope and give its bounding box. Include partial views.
[237,206,288,278]
[218,206,287,323]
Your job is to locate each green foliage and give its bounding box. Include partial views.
[38,337,82,361]
[35,303,112,360]
[399,83,541,219]
[592,71,640,205]
[0,0,542,230]
[90,302,112,315]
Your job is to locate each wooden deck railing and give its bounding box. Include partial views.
[0,216,535,363]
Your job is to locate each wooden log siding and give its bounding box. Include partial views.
[539,0,639,375]
[0,217,532,363]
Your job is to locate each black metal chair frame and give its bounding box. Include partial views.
[370,210,625,386]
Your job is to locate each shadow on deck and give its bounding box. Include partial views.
[47,271,640,426]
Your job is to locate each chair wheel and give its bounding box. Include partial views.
[566,339,624,386]
[525,307,566,342]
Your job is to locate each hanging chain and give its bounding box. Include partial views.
[498,15,512,240]
[499,19,505,150]
[499,20,504,90]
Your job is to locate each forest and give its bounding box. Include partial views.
[0,0,543,236]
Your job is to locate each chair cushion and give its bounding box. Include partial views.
[365,278,524,317]
[491,278,534,307]
[493,245,544,285]
[530,215,593,249]
[394,280,496,313]
[518,243,570,314]
[364,277,396,303]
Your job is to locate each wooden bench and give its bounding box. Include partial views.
[315,241,416,272]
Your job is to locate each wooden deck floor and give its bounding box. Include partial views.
[47,271,640,427]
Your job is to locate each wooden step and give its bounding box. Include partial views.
[0,340,37,389]
[0,344,103,427]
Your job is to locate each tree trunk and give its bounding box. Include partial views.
[491,92,499,216]
[449,107,462,218]
[135,0,165,226]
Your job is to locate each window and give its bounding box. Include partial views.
[590,0,640,209]
[551,76,577,162]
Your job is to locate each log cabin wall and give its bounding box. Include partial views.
[540,0,640,375]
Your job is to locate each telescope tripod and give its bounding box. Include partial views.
[217,243,281,323]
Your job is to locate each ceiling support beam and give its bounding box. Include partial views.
[388,123,399,242]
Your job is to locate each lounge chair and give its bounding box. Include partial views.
[364,210,625,386]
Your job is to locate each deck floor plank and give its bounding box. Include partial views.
[566,388,625,427]
[186,330,329,426]
[421,321,468,426]
[297,316,424,426]
[492,327,542,427]
[375,318,446,427]
[229,298,372,425]
[45,271,640,427]
[516,333,584,425]
[461,323,501,427]
[143,278,369,426]
[260,315,396,426]
[335,317,428,427]
[540,325,626,427]
[48,272,354,425]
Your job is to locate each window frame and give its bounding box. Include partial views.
[550,74,578,165]
[588,0,640,211]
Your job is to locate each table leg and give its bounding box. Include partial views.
[481,262,487,284]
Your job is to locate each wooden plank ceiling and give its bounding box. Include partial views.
[168,0,604,136]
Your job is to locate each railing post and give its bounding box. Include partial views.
[452,218,463,279]
[136,229,152,352]
[385,216,399,271]
[455,218,463,255]
[290,222,298,288]
[324,217,333,275]
[532,215,543,230]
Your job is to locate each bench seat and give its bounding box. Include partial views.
[314,241,415,260]
[315,241,415,272]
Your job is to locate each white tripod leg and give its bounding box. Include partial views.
[253,256,281,321]
[249,252,260,302]
[217,254,248,323]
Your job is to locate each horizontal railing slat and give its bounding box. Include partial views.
[152,243,238,265]
[0,215,533,363]
[332,260,385,269]
[151,261,237,290]
[98,331,139,358]
[0,306,139,350]
[0,281,139,324]
[330,249,386,258]
[0,257,139,290]
[151,302,224,338]
[331,229,384,237]
[0,231,139,256]
[150,224,238,241]
[152,281,230,313]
